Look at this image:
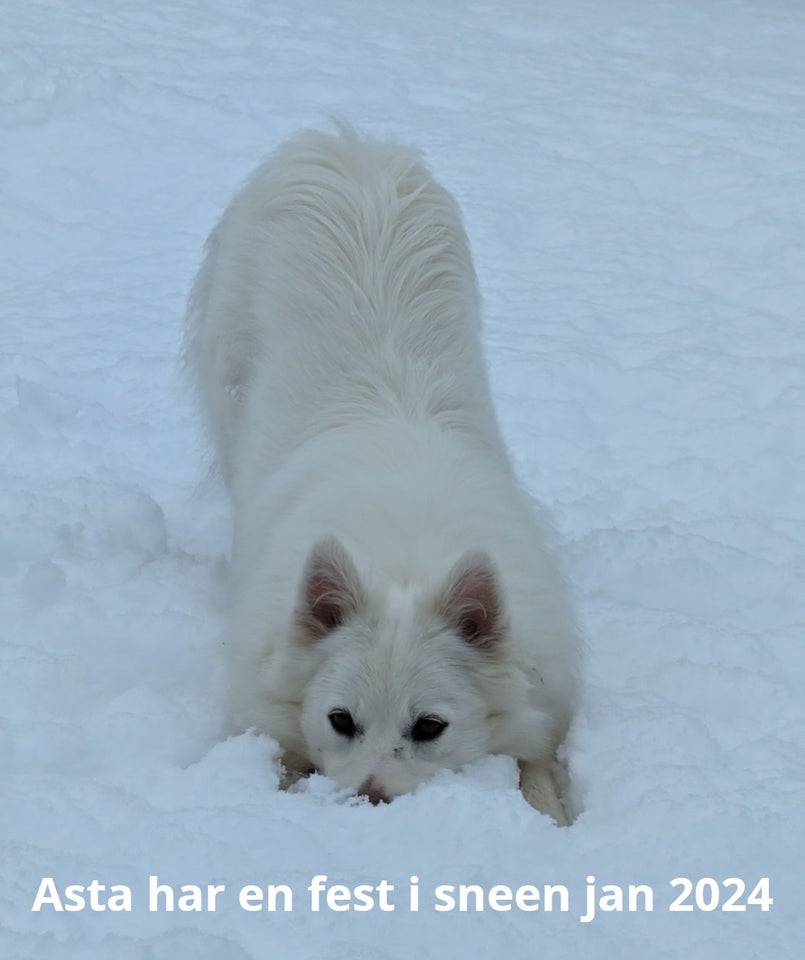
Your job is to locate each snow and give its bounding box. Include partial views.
[2,0,804,956]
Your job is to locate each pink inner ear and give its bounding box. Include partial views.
[443,555,501,651]
[307,569,348,632]
[300,537,362,640]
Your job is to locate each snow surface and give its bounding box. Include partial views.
[2,0,804,957]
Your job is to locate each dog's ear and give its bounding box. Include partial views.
[438,551,504,652]
[297,536,363,641]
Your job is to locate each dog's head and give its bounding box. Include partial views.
[295,536,507,802]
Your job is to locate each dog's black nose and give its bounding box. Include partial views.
[358,777,389,806]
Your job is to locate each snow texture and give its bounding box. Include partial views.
[1,0,803,957]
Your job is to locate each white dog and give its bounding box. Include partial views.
[185,125,581,823]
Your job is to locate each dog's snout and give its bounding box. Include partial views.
[358,777,389,806]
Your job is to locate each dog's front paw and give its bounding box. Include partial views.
[278,751,316,790]
[518,759,571,826]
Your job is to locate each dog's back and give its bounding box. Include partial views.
[186,126,503,492]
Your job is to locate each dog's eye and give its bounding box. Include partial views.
[410,715,448,742]
[328,709,356,738]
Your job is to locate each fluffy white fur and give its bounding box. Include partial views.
[185,125,581,823]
